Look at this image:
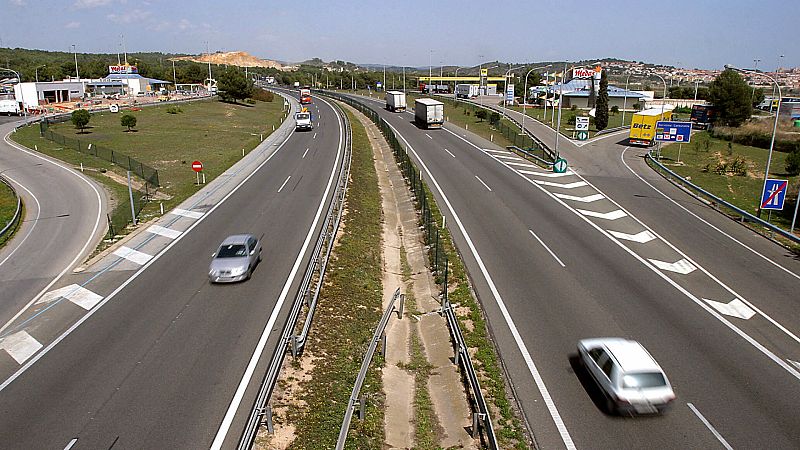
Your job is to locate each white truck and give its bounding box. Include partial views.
[455,84,479,99]
[414,98,444,129]
[385,91,407,112]
[295,109,313,131]
[0,99,21,116]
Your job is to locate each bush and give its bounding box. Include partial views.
[250,88,275,102]
[166,106,183,114]
[475,109,488,122]
[120,114,137,132]
[245,98,256,104]
[786,150,800,175]
[489,112,501,126]
[610,105,619,115]
[673,106,692,114]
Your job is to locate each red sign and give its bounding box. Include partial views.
[191,161,203,172]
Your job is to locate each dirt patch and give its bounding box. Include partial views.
[101,169,171,200]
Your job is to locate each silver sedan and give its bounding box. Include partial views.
[208,234,262,283]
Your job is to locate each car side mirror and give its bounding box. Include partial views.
[250,250,255,255]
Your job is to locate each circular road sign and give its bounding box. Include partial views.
[191,161,203,172]
[553,158,568,174]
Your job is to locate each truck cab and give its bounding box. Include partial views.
[295,108,313,131]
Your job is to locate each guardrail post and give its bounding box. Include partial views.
[263,406,274,434]
[454,343,461,366]
[471,412,485,438]
[357,396,366,420]
[290,335,299,357]
[378,332,387,357]
[395,294,405,319]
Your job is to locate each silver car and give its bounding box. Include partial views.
[208,234,262,283]
[578,338,675,415]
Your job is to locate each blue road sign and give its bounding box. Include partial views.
[761,178,788,210]
[655,121,692,143]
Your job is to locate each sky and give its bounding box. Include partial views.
[2,0,797,71]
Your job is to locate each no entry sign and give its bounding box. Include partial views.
[191,161,203,172]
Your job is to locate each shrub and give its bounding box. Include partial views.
[489,112,501,126]
[245,98,256,104]
[475,109,488,122]
[610,105,619,115]
[120,114,137,132]
[166,106,183,114]
[786,149,800,175]
[250,88,275,102]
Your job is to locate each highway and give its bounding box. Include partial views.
[0,116,107,329]
[0,94,347,449]
[340,93,800,449]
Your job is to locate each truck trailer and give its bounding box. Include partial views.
[628,108,673,146]
[385,91,407,112]
[690,104,716,130]
[414,98,445,129]
[455,84,479,99]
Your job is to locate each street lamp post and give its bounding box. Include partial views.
[1,67,28,124]
[554,62,568,158]
[621,73,632,127]
[727,64,783,219]
[35,65,45,83]
[71,44,80,81]
[521,64,552,135]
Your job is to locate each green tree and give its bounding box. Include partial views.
[709,69,752,127]
[786,149,800,175]
[475,109,488,122]
[489,112,501,126]
[610,105,619,115]
[121,114,137,132]
[217,67,253,103]
[71,109,90,133]
[595,70,609,131]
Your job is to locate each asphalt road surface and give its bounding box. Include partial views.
[343,93,800,449]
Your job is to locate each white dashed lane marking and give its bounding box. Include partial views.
[113,246,154,265]
[649,258,697,275]
[170,208,204,219]
[147,225,182,240]
[0,330,43,364]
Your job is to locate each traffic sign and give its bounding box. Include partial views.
[575,116,589,141]
[191,161,203,172]
[506,84,515,106]
[553,158,568,173]
[655,121,692,143]
[761,178,788,210]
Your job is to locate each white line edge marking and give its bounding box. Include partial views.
[441,126,800,381]
[620,145,800,282]
[426,133,433,139]
[444,148,456,158]
[387,121,577,449]
[687,403,733,450]
[63,438,78,450]
[210,95,343,449]
[0,173,41,268]
[0,103,299,392]
[529,229,565,267]
[0,131,104,335]
[312,132,317,139]
[277,175,291,193]
[474,175,492,192]
[302,148,310,159]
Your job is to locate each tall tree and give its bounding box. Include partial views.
[595,70,609,131]
[71,109,90,133]
[709,69,752,127]
[217,67,253,103]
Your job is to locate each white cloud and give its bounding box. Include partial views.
[74,0,112,8]
[65,21,81,29]
[107,9,151,24]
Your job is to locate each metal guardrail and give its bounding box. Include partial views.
[0,176,22,244]
[320,90,499,449]
[646,150,800,245]
[335,288,404,450]
[237,97,353,449]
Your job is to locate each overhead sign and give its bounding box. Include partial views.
[108,65,138,74]
[191,160,204,172]
[655,121,692,143]
[553,158,568,173]
[761,178,788,210]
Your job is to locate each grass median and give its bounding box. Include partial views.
[0,180,21,247]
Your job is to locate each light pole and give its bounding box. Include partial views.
[652,72,667,118]
[172,60,177,91]
[71,44,80,81]
[521,64,552,134]
[1,67,28,124]
[35,65,45,83]
[727,64,782,219]
[429,50,433,94]
[503,64,526,120]
[621,73,632,127]
[554,61,568,158]
[751,58,761,102]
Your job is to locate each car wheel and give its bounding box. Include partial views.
[257,250,262,263]
[604,396,617,416]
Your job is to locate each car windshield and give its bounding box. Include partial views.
[217,244,247,258]
[296,113,310,120]
[622,372,666,389]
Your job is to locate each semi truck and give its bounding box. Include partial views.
[385,91,407,112]
[414,98,445,129]
[455,84,479,99]
[628,108,673,146]
[295,108,313,131]
[689,104,716,129]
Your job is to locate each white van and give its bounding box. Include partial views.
[0,99,21,116]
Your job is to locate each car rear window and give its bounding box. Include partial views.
[622,372,666,389]
[217,244,247,258]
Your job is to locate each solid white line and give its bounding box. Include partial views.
[444,148,456,158]
[475,175,492,192]
[426,133,433,139]
[210,95,344,449]
[63,438,78,450]
[620,146,800,282]
[112,246,153,265]
[687,403,733,450]
[0,101,299,393]
[444,124,800,381]
[521,170,573,178]
[278,175,291,193]
[504,161,538,168]
[171,208,204,219]
[146,225,182,240]
[492,154,523,161]
[533,180,588,189]
[482,149,509,154]
[302,148,310,159]
[390,122,577,449]
[529,229,565,267]
[0,131,104,335]
[313,132,317,139]
[0,330,43,364]
[0,174,41,268]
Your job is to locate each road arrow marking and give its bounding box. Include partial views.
[147,225,182,240]
[607,230,657,243]
[0,330,43,364]
[171,208,204,219]
[520,170,574,178]
[533,180,588,189]
[577,209,628,220]
[553,192,605,203]
[703,298,756,320]
[113,246,153,265]
[648,258,697,274]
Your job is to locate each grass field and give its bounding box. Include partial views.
[11,97,286,240]
[0,180,20,246]
[658,132,799,230]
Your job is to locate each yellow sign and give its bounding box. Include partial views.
[480,68,488,77]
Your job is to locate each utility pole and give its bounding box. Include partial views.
[71,44,80,80]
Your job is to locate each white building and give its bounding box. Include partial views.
[13,81,85,110]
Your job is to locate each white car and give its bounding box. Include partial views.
[578,338,675,415]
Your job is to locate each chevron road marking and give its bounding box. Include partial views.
[521,170,574,178]
[113,246,154,265]
[648,258,697,275]
[0,331,43,364]
[493,154,524,161]
[533,180,588,189]
[608,230,657,243]
[146,225,182,239]
[577,209,628,220]
[703,298,756,320]
[36,284,104,310]
[482,149,509,154]
[553,193,605,203]
[171,208,204,219]
[504,161,538,168]
[789,360,800,370]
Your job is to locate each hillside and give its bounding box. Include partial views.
[173,51,295,71]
